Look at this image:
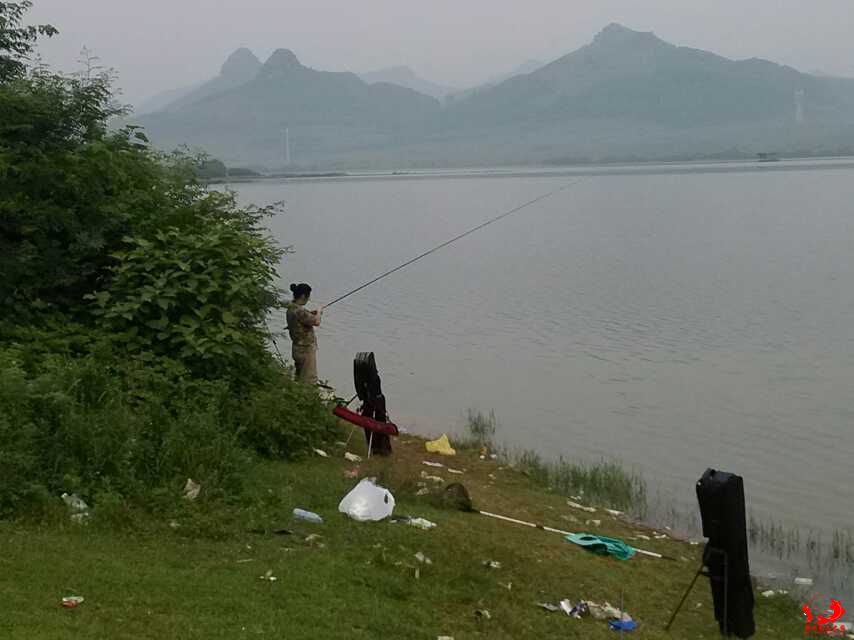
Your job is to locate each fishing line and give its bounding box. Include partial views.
[323,177,587,309]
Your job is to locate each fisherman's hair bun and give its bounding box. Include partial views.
[290,283,297,293]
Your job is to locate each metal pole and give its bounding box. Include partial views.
[665,563,704,631]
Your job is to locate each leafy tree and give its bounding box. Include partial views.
[0,1,57,81]
[0,4,336,512]
[1,5,284,383]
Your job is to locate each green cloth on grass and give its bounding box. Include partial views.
[565,532,636,560]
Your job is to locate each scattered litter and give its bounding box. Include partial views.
[537,602,561,612]
[236,558,254,564]
[415,488,430,496]
[794,577,814,586]
[447,468,464,475]
[61,493,90,521]
[501,582,512,591]
[489,454,498,459]
[437,637,454,640]
[304,533,323,545]
[422,461,444,468]
[338,478,395,522]
[182,478,201,501]
[566,500,597,513]
[414,551,432,565]
[475,609,491,620]
[293,508,324,524]
[335,441,347,447]
[571,601,590,618]
[61,493,89,512]
[344,467,360,478]
[259,569,277,582]
[689,540,700,546]
[586,519,602,527]
[609,620,638,632]
[408,517,437,530]
[559,599,574,616]
[567,533,636,560]
[654,534,668,540]
[761,589,775,598]
[587,601,628,621]
[344,452,362,462]
[604,508,623,517]
[561,514,580,523]
[169,520,180,529]
[314,448,329,458]
[488,473,496,480]
[61,596,84,609]
[571,494,583,501]
[482,560,502,569]
[425,434,456,456]
[635,534,651,541]
[420,471,445,484]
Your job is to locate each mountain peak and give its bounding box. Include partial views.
[220,48,261,78]
[593,23,662,47]
[263,49,302,72]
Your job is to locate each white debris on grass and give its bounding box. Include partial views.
[182,479,201,501]
[408,517,437,530]
[313,449,329,458]
[566,500,597,513]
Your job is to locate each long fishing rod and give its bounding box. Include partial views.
[323,178,586,309]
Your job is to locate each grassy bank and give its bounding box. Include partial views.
[0,426,803,639]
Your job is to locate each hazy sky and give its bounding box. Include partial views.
[27,0,854,107]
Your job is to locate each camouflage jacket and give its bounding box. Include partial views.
[285,302,317,352]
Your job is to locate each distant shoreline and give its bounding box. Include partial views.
[210,155,854,186]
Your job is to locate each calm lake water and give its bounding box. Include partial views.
[230,160,854,594]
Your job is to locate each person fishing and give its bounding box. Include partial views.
[286,283,322,384]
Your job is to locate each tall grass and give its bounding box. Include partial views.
[748,514,854,571]
[463,409,647,515]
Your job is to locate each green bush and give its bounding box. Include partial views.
[0,345,251,515]
[0,3,338,517]
[237,371,339,458]
[86,195,283,383]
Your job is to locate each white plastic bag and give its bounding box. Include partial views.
[338,478,395,522]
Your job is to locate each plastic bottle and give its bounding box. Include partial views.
[292,508,323,524]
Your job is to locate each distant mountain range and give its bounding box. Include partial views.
[446,60,545,102]
[134,24,854,168]
[136,48,262,115]
[357,66,456,101]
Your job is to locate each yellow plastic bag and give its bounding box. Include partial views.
[425,434,456,456]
